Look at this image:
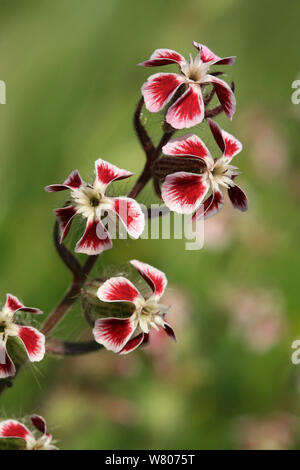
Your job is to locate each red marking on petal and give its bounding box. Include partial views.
[112,197,145,239]
[94,159,134,191]
[98,277,141,304]
[222,130,242,161]
[0,420,31,440]
[93,317,136,353]
[130,260,167,299]
[17,326,45,362]
[30,415,47,435]
[142,73,184,113]
[139,48,186,67]
[228,185,248,212]
[163,322,176,341]
[4,294,23,313]
[162,134,213,166]
[166,84,204,129]
[193,42,220,62]
[119,333,145,354]
[54,205,77,243]
[213,56,236,66]
[0,351,16,378]
[192,42,236,66]
[203,76,236,120]
[75,220,112,255]
[4,294,43,315]
[193,190,224,220]
[45,170,82,192]
[207,118,225,153]
[162,171,209,214]
[64,170,83,189]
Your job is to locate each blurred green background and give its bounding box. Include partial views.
[0,0,300,450]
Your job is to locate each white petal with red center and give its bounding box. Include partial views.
[4,294,42,315]
[16,326,45,362]
[192,190,224,220]
[111,197,145,239]
[75,220,112,255]
[221,130,242,161]
[162,134,213,168]
[0,351,15,378]
[94,159,134,193]
[192,42,236,66]
[130,260,167,299]
[97,277,141,305]
[139,48,186,67]
[0,420,32,441]
[202,75,236,120]
[93,316,137,353]
[119,333,145,355]
[228,185,248,211]
[142,73,184,113]
[45,170,83,192]
[161,171,209,214]
[166,84,204,129]
[54,205,78,243]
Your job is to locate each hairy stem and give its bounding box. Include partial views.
[46,337,103,355]
[133,97,155,158]
[53,221,83,280]
[0,97,175,396]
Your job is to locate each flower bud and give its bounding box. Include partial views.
[153,156,206,182]
[81,279,135,324]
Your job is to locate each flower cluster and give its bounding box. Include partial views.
[140,42,236,129]
[1,41,249,449]
[0,415,57,450]
[0,294,45,378]
[160,118,248,219]
[93,260,175,354]
[45,159,145,255]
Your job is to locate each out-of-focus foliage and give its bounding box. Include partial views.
[0,0,299,450]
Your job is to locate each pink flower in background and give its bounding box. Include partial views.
[0,294,45,378]
[227,288,285,352]
[93,260,175,354]
[45,159,145,255]
[140,42,236,129]
[161,118,248,219]
[240,107,288,181]
[0,415,57,450]
[234,413,297,450]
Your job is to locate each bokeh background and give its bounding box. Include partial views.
[0,0,299,450]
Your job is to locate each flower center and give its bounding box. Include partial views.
[181,55,211,83]
[210,159,237,189]
[89,196,101,207]
[212,161,228,178]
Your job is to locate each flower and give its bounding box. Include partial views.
[45,159,145,255]
[234,413,297,450]
[140,42,236,129]
[0,294,45,378]
[93,260,175,354]
[161,118,248,219]
[0,415,58,450]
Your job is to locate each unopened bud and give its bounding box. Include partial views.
[153,156,206,182]
[81,279,135,323]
